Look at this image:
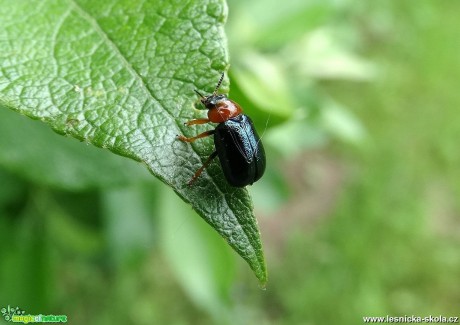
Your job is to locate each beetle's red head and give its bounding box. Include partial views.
[194,73,242,123]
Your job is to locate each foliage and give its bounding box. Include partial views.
[1,0,459,324]
[0,0,267,285]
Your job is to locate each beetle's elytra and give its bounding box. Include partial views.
[177,73,266,187]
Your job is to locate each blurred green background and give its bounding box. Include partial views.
[1,0,459,324]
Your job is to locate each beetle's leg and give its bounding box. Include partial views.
[188,151,218,186]
[177,129,215,143]
[184,118,210,126]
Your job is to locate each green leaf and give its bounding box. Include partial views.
[0,108,151,190]
[0,0,266,283]
[158,186,235,320]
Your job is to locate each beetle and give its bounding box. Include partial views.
[177,73,266,187]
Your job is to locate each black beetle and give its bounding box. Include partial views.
[178,73,266,187]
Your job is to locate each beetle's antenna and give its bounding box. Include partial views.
[213,72,225,95]
[194,89,205,98]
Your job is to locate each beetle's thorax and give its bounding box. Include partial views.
[204,95,242,123]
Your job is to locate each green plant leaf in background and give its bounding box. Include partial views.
[0,108,152,190]
[0,0,267,283]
